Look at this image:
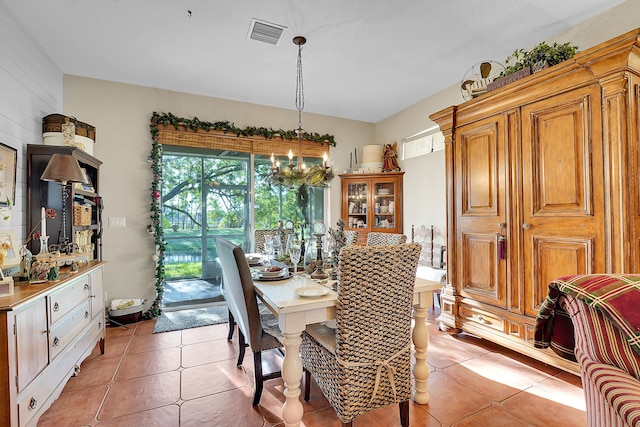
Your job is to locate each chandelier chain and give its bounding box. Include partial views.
[296,42,305,129]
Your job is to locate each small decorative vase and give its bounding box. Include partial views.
[39,235,49,255]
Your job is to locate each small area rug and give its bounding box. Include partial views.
[154,304,228,333]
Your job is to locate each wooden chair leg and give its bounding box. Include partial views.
[237,329,246,367]
[304,369,311,401]
[399,400,409,427]
[252,351,264,406]
[227,309,235,341]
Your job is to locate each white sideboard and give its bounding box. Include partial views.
[0,262,106,427]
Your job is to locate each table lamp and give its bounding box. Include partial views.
[41,153,88,254]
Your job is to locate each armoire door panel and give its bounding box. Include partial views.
[526,236,593,316]
[460,233,505,307]
[459,123,500,216]
[526,93,591,216]
[522,84,605,317]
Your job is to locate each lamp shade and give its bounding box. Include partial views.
[40,154,87,184]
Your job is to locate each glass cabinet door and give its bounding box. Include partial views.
[347,182,368,231]
[373,181,396,231]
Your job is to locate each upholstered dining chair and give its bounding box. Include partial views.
[301,243,421,427]
[215,237,283,406]
[366,231,407,246]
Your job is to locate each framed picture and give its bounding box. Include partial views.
[0,232,19,267]
[0,143,17,207]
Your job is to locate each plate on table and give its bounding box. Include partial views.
[252,266,286,277]
[253,271,291,281]
[246,254,263,266]
[294,286,330,298]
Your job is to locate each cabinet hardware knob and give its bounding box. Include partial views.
[84,284,90,290]
[53,302,59,312]
[498,222,505,228]
[522,223,531,230]
[477,315,491,325]
[98,322,103,329]
[29,397,37,410]
[53,337,60,347]
[85,311,89,319]
[90,295,96,299]
[42,329,49,334]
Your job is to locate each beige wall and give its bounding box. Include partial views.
[374,0,640,250]
[62,0,640,307]
[63,76,373,304]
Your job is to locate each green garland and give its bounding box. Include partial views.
[145,112,337,318]
[145,114,167,319]
[151,111,336,146]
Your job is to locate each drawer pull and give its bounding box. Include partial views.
[85,311,89,319]
[98,321,103,329]
[42,329,49,334]
[29,397,37,410]
[53,302,59,312]
[84,284,90,290]
[53,337,60,347]
[477,315,491,325]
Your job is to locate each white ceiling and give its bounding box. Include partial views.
[2,0,624,123]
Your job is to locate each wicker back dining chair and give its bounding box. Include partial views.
[343,230,359,246]
[301,243,421,426]
[215,238,283,406]
[254,229,286,254]
[366,231,407,246]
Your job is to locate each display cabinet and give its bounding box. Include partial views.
[339,172,404,245]
[26,145,102,260]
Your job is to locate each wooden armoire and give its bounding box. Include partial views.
[430,29,640,373]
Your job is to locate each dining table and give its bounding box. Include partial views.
[253,270,442,427]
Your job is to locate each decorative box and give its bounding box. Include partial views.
[42,114,96,155]
[0,276,13,297]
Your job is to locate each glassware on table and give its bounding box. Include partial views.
[263,234,275,267]
[289,240,302,275]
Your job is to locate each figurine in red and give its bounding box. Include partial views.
[383,142,401,172]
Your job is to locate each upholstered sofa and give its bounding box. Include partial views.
[535,275,640,427]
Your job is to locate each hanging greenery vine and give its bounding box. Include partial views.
[145,112,337,318]
[145,113,167,318]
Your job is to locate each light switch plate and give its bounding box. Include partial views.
[108,217,126,228]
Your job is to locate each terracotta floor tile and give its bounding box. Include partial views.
[95,405,179,427]
[181,358,252,400]
[37,384,107,426]
[64,355,121,391]
[38,311,587,427]
[182,339,238,367]
[115,346,181,381]
[424,371,492,424]
[452,404,533,427]
[96,335,132,359]
[182,322,231,345]
[134,319,157,335]
[180,388,266,426]
[99,371,181,420]
[126,330,181,354]
[502,376,587,427]
[443,351,554,402]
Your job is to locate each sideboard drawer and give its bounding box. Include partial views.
[49,300,91,360]
[459,303,506,333]
[48,276,90,324]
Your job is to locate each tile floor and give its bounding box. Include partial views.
[37,310,587,426]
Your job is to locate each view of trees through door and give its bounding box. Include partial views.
[161,147,324,308]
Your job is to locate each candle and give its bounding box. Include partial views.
[350,152,353,169]
[354,148,358,165]
[270,153,275,166]
[41,207,47,237]
[288,149,294,165]
[322,152,328,168]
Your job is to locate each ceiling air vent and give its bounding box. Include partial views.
[248,18,286,45]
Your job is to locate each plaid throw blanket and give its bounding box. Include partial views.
[535,274,640,358]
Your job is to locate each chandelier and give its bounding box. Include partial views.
[267,36,333,188]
